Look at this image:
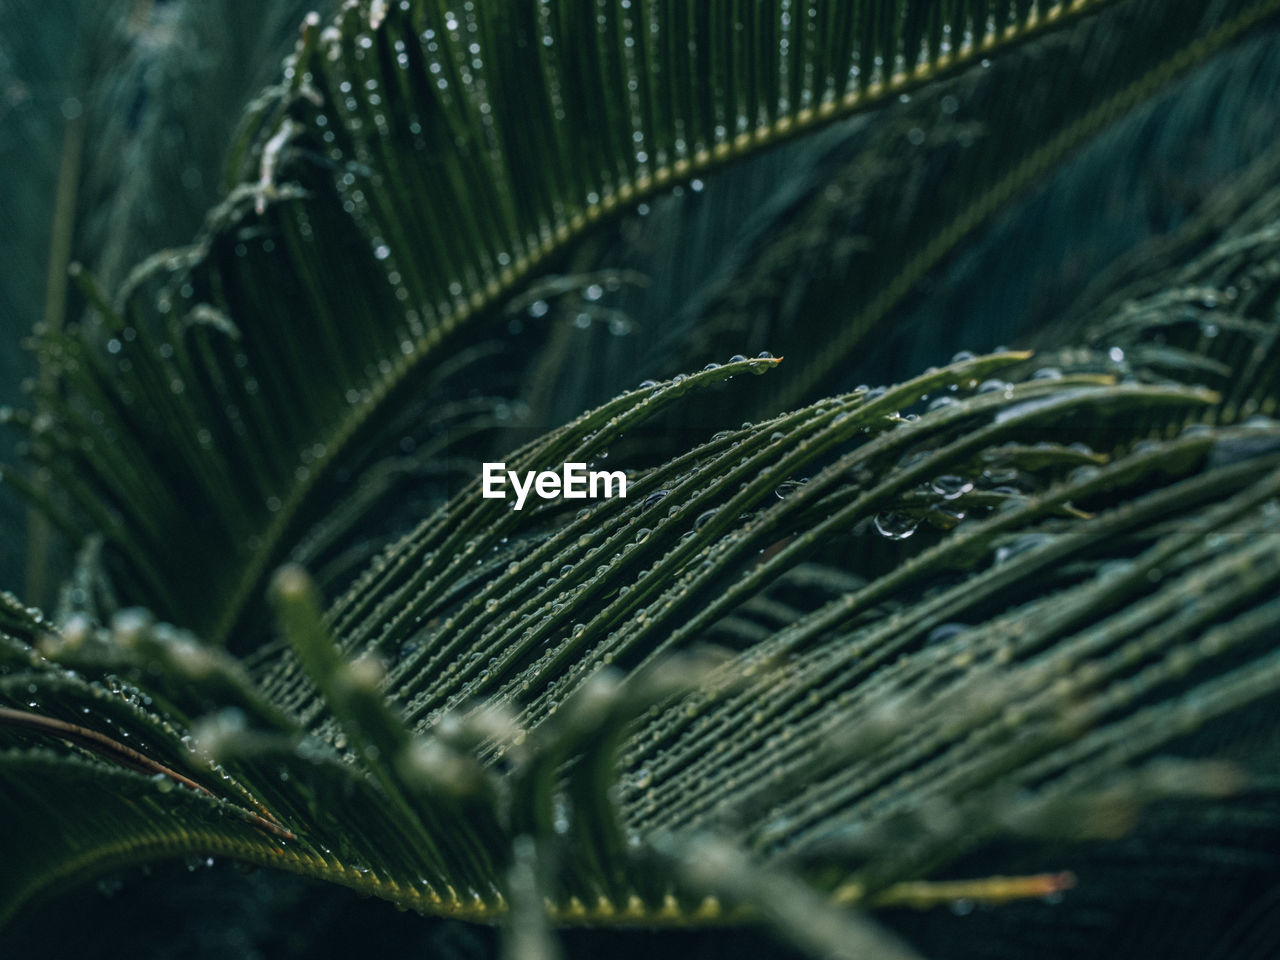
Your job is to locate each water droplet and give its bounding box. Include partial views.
[994,534,1053,564]
[873,512,919,540]
[930,475,973,500]
[926,623,969,643]
[642,490,671,508]
[774,480,806,499]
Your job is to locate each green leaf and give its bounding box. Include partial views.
[6,342,1280,946]
[10,0,1149,647]
[4,2,1280,957]
[0,0,333,603]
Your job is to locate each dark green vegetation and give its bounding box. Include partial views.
[3,1,1280,957]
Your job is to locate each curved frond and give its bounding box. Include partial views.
[3,2,1280,956]
[10,0,1149,645]
[5,334,1280,947]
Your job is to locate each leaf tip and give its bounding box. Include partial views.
[270,563,314,605]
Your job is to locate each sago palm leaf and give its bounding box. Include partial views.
[3,1,1280,958]
[4,335,1280,956]
[10,0,1269,650]
[0,0,333,602]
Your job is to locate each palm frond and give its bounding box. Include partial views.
[0,0,333,604]
[4,329,1280,951]
[4,2,1280,957]
[7,0,1155,647]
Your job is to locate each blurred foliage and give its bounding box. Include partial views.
[0,0,329,601]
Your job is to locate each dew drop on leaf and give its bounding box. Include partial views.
[873,511,918,540]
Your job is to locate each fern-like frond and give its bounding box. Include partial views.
[9,0,1151,647]
[4,3,1280,957]
[5,341,1280,952]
